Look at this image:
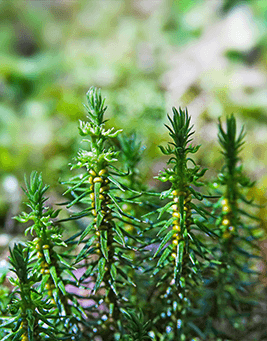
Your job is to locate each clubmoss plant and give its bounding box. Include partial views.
[1,244,61,341]
[203,114,262,340]
[15,172,64,305]
[121,309,151,341]
[146,107,217,340]
[0,89,263,341]
[10,172,86,339]
[61,87,144,339]
[117,132,146,191]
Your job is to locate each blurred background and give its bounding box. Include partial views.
[0,0,266,259]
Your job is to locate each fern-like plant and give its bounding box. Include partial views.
[60,87,145,339]
[144,107,217,340]
[0,89,263,341]
[203,114,262,340]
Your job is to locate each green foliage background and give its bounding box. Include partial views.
[0,0,267,244]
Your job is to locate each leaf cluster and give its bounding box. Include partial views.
[1,89,262,341]
[218,114,245,171]
[159,107,197,158]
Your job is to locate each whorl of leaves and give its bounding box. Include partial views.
[218,114,245,171]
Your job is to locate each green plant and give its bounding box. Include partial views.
[200,115,262,340]
[59,87,144,339]
[143,108,217,340]
[0,88,263,341]
[1,244,62,341]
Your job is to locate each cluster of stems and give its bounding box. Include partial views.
[0,88,262,341]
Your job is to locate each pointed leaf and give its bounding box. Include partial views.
[110,263,117,281]
[100,230,108,260]
[78,221,94,244]
[75,235,97,264]
[157,246,172,267]
[58,279,66,295]
[157,217,175,236]
[107,176,125,191]
[49,265,58,287]
[114,224,125,246]
[94,257,106,292]
[94,181,101,213]
[57,254,75,269]
[96,211,104,229]
[154,230,174,257]
[157,202,174,220]
[108,192,122,217]
[43,249,51,264]
[174,240,184,283]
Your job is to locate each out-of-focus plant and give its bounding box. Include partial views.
[199,115,263,340]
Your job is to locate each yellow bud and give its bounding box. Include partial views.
[99,194,105,200]
[95,231,100,237]
[90,193,95,200]
[173,225,181,232]
[48,290,53,297]
[221,198,228,206]
[222,219,230,226]
[42,244,49,250]
[92,209,97,216]
[99,169,107,176]
[89,169,97,176]
[172,212,180,218]
[89,176,94,184]
[172,190,179,196]
[36,244,42,251]
[171,252,176,258]
[37,251,42,258]
[172,239,179,245]
[173,197,179,203]
[222,205,231,213]
[93,177,103,183]
[171,204,178,211]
